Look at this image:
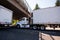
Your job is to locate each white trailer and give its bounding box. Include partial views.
[0,5,13,27]
[30,6,60,30]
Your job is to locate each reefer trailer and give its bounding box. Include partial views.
[0,5,13,27]
[30,6,60,30]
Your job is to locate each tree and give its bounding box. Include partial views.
[56,0,60,6]
[34,4,40,10]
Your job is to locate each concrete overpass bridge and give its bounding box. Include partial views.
[0,0,31,20]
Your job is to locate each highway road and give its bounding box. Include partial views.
[0,28,39,40]
[0,27,60,40]
[39,31,60,40]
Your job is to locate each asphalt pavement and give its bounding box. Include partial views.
[0,27,60,40]
[0,28,39,40]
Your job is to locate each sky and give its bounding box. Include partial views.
[26,0,57,10]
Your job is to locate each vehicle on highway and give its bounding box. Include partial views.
[0,5,29,28]
[30,6,60,30]
[0,5,13,27]
[16,17,29,28]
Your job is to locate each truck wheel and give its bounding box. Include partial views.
[17,24,20,28]
[33,26,37,29]
[37,27,41,30]
[41,26,45,30]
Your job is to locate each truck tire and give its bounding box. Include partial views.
[33,26,37,29]
[37,27,41,30]
[16,24,20,28]
[41,26,45,30]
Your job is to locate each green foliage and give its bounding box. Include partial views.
[56,0,60,6]
[34,4,40,10]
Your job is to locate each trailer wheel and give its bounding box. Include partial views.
[41,26,45,30]
[33,26,37,29]
[37,27,41,30]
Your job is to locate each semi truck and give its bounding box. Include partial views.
[0,5,13,27]
[0,5,29,28]
[30,6,60,30]
[16,17,29,28]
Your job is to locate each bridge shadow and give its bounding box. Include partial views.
[40,30,60,40]
[39,30,60,36]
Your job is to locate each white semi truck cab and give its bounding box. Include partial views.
[16,17,29,28]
